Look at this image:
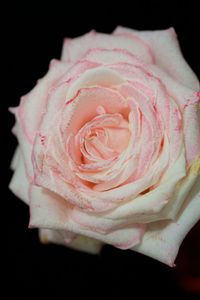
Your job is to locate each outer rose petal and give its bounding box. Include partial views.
[9,150,30,204]
[61,31,154,64]
[10,146,20,171]
[29,186,145,249]
[10,61,70,179]
[17,59,70,144]
[13,121,34,179]
[81,48,145,67]
[114,26,199,90]
[154,156,200,222]
[183,99,200,166]
[39,229,103,254]
[133,174,200,266]
[148,64,200,166]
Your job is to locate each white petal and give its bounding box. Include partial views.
[66,66,124,99]
[160,156,200,220]
[9,151,30,204]
[29,186,144,249]
[17,60,70,144]
[61,31,153,63]
[103,148,186,224]
[114,26,199,90]
[132,175,200,266]
[10,146,20,171]
[14,121,34,179]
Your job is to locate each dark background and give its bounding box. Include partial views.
[4,2,200,299]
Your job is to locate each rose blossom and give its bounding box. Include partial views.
[9,27,200,266]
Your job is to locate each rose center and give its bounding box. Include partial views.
[77,110,130,164]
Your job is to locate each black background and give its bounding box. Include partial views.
[4,2,200,299]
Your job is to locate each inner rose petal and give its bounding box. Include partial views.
[64,108,133,191]
[61,86,129,138]
[76,112,130,166]
[82,120,130,161]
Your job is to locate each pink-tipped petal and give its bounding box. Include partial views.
[18,60,70,144]
[29,186,145,249]
[114,26,199,90]
[61,31,153,63]
[66,66,124,99]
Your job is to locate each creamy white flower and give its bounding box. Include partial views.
[9,27,200,266]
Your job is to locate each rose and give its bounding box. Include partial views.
[9,27,200,266]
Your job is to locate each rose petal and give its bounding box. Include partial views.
[146,64,200,166]
[87,134,170,204]
[66,66,124,99]
[29,186,145,249]
[92,155,137,192]
[183,99,200,166]
[148,64,198,109]
[133,175,200,266]
[32,86,130,210]
[61,86,128,140]
[14,121,34,179]
[103,147,185,221]
[114,26,199,90]
[61,31,153,63]
[160,170,198,220]
[9,151,30,204]
[10,146,20,171]
[18,60,70,144]
[70,207,146,235]
[60,38,72,62]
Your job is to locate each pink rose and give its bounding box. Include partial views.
[9,27,200,266]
